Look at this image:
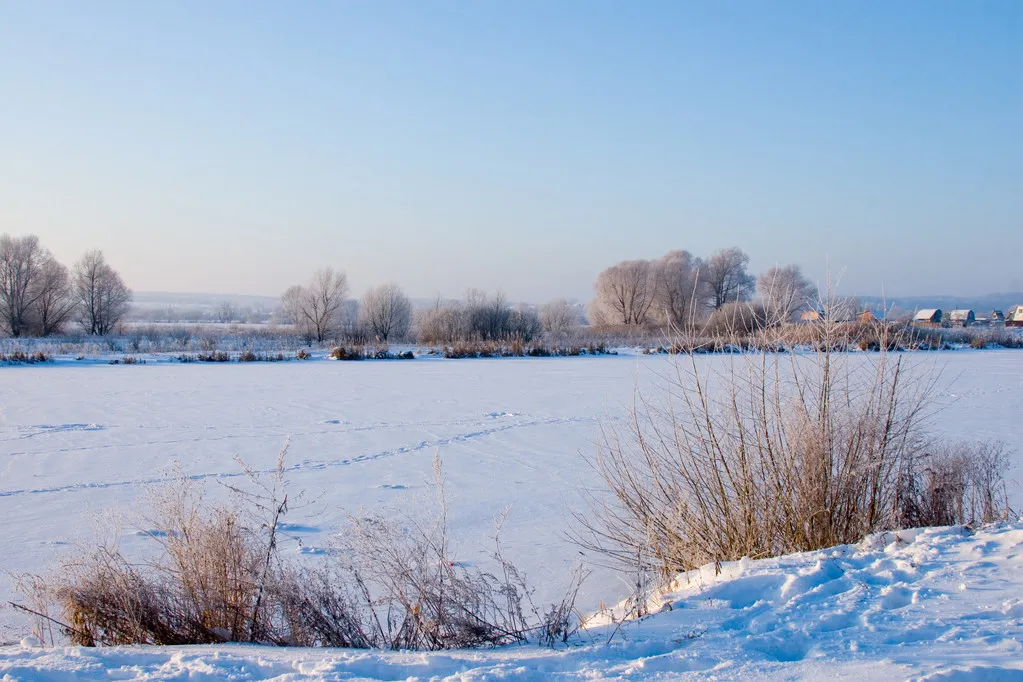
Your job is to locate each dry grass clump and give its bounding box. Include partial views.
[441,341,613,359]
[24,454,583,650]
[0,350,48,364]
[575,295,1014,580]
[897,440,1012,528]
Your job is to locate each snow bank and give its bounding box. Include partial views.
[2,522,1022,680]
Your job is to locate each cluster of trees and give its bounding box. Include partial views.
[280,269,416,344]
[0,234,132,338]
[589,247,816,328]
[416,290,543,344]
[280,269,583,345]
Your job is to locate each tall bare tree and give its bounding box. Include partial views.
[281,267,349,343]
[0,234,45,337]
[652,250,705,328]
[757,264,815,323]
[703,247,755,310]
[539,299,579,337]
[74,250,133,335]
[592,260,654,326]
[32,253,77,336]
[360,283,412,342]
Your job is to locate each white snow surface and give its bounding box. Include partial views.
[2,523,1023,680]
[1,350,1022,679]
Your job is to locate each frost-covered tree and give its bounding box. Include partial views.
[73,250,132,335]
[652,250,705,328]
[0,234,45,337]
[592,260,654,326]
[539,299,579,337]
[281,267,349,343]
[703,247,755,310]
[757,265,815,323]
[217,301,238,324]
[360,283,412,342]
[32,252,77,336]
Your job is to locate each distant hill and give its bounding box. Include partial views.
[131,292,280,311]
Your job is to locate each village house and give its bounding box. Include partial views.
[947,309,976,327]
[1007,305,1023,328]
[913,309,942,327]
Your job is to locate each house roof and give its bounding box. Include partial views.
[914,309,940,320]
[948,309,974,320]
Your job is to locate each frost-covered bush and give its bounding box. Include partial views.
[576,293,1014,579]
[30,455,582,649]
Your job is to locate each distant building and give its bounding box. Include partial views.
[989,310,1005,325]
[857,310,877,324]
[800,310,822,322]
[947,309,976,327]
[913,309,942,327]
[1007,305,1023,328]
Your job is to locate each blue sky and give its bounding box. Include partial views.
[1,1,1020,301]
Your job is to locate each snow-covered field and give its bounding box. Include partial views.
[1,350,1022,680]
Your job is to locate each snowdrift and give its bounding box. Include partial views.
[3,522,1022,681]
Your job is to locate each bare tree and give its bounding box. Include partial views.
[360,283,412,342]
[415,298,467,344]
[592,260,654,326]
[217,301,238,324]
[465,289,511,341]
[703,247,755,310]
[281,268,349,343]
[32,253,77,336]
[757,264,815,323]
[652,250,705,328]
[508,304,542,342]
[73,250,133,335]
[539,299,579,337]
[0,234,45,337]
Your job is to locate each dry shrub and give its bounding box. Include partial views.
[324,463,586,650]
[702,302,767,337]
[54,475,271,646]
[897,440,1012,527]
[0,350,48,364]
[575,293,1011,579]
[30,453,583,650]
[330,345,365,361]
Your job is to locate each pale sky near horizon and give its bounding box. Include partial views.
[1,1,1020,302]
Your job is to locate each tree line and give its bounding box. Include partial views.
[3,233,819,344]
[279,268,582,344]
[279,248,821,345]
[0,234,132,338]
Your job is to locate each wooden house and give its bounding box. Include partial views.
[1007,305,1023,328]
[947,309,976,327]
[913,309,942,327]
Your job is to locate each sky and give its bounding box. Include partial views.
[1,1,1020,302]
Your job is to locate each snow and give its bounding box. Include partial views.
[2,523,1023,680]
[1,350,1022,679]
